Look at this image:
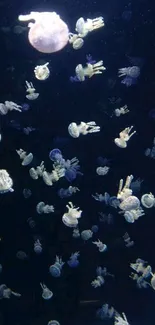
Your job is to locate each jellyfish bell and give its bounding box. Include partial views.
[18,11,69,53]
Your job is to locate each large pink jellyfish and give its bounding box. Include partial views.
[18,11,69,53]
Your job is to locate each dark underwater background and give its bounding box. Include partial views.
[0,0,155,324]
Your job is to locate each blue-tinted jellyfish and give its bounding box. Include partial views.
[67,252,80,268]
[118,66,140,87]
[49,148,63,162]
[65,168,77,182]
[64,158,82,182]
[34,239,42,254]
[40,283,53,300]
[49,256,65,277]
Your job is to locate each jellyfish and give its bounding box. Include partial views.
[118,66,140,87]
[34,239,42,254]
[40,283,53,300]
[49,148,63,162]
[18,11,69,53]
[49,256,65,277]
[67,252,80,268]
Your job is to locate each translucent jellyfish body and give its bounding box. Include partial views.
[93,240,107,252]
[0,169,14,193]
[49,256,65,277]
[96,304,115,320]
[96,166,110,176]
[49,148,63,162]
[34,62,50,80]
[118,66,140,87]
[141,193,155,208]
[68,121,100,138]
[34,239,42,254]
[81,229,93,241]
[123,208,145,223]
[18,11,69,53]
[40,283,53,300]
[0,284,21,299]
[62,202,82,227]
[67,252,80,268]
[16,149,33,166]
[119,195,140,211]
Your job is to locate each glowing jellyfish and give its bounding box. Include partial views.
[0,169,14,193]
[18,11,69,53]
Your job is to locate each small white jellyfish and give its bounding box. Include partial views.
[0,169,14,193]
[25,81,39,100]
[96,166,109,176]
[75,16,104,38]
[123,208,145,223]
[68,121,100,138]
[5,101,22,112]
[141,193,155,208]
[34,239,42,254]
[92,239,107,252]
[91,275,105,288]
[40,283,53,300]
[16,149,33,166]
[75,60,106,81]
[0,102,21,115]
[36,202,54,214]
[49,256,65,277]
[114,105,129,117]
[68,33,84,49]
[114,126,136,148]
[29,162,45,180]
[130,273,150,289]
[18,11,69,53]
[62,202,82,227]
[34,62,50,80]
